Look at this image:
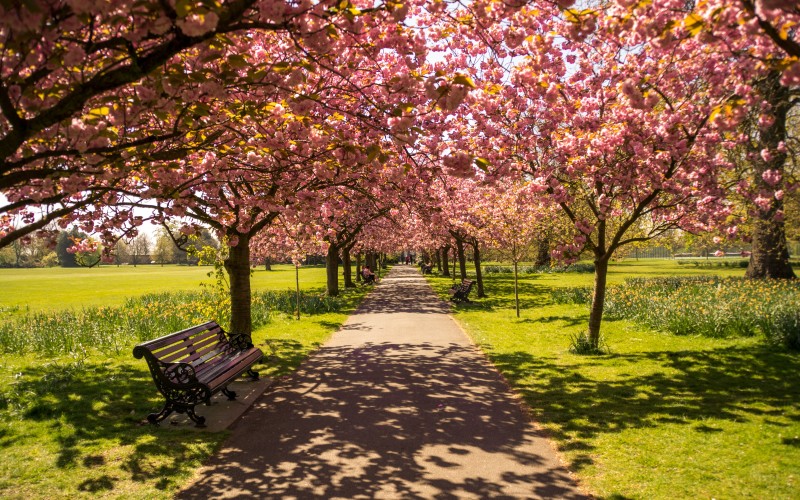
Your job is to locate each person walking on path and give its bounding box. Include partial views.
[178,265,587,499]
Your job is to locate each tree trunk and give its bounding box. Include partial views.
[435,248,442,271]
[587,255,610,348]
[224,234,252,336]
[456,238,467,280]
[747,218,795,278]
[264,256,271,271]
[365,253,376,270]
[356,253,363,283]
[514,260,520,318]
[441,245,451,277]
[342,248,355,288]
[535,236,551,267]
[472,239,486,298]
[745,70,795,279]
[326,244,340,296]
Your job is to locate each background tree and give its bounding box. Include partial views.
[129,233,151,267]
[153,228,177,266]
[56,228,86,267]
[479,181,544,317]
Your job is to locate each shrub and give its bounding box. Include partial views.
[568,332,609,355]
[760,305,800,350]
[484,265,513,274]
[551,287,593,305]
[601,277,800,348]
[0,289,342,356]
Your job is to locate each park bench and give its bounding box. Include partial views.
[133,320,263,427]
[421,263,433,274]
[449,279,474,303]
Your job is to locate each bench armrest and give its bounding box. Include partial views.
[228,333,255,350]
[162,362,199,386]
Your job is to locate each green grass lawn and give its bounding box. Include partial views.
[0,264,328,313]
[0,264,370,499]
[428,259,800,499]
[2,259,797,498]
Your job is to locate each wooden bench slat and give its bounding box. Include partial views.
[159,332,227,364]
[196,352,253,383]
[136,321,220,351]
[202,349,264,388]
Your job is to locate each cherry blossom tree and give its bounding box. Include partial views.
[2,0,481,336]
[440,2,748,348]
[477,181,546,317]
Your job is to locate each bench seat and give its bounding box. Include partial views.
[449,279,474,303]
[133,320,263,427]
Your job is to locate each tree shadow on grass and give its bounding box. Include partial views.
[0,359,229,496]
[261,338,322,378]
[427,274,554,312]
[528,315,589,327]
[484,345,800,472]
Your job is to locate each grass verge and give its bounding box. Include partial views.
[0,266,370,498]
[427,260,800,499]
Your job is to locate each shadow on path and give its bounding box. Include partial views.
[178,266,587,499]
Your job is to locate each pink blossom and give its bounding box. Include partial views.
[177,12,219,37]
[444,85,469,111]
[754,195,773,211]
[443,152,474,178]
[761,169,781,186]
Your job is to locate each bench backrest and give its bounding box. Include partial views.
[133,321,231,367]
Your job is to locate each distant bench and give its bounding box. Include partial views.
[133,321,263,427]
[449,279,474,303]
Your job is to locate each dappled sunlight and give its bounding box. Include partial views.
[0,360,224,497]
[178,341,585,499]
[178,267,587,499]
[484,344,800,473]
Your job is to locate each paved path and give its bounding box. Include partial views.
[178,266,587,499]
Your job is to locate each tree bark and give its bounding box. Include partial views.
[455,238,467,280]
[225,234,252,336]
[342,247,355,288]
[535,236,551,267]
[441,245,451,277]
[587,255,610,348]
[472,239,486,298]
[326,244,340,296]
[745,70,795,279]
[747,217,795,278]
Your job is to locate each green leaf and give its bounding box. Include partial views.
[452,74,477,88]
[366,144,381,162]
[175,0,193,17]
[475,157,490,171]
[89,106,110,116]
[228,54,248,68]
[683,13,704,36]
[272,61,293,73]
